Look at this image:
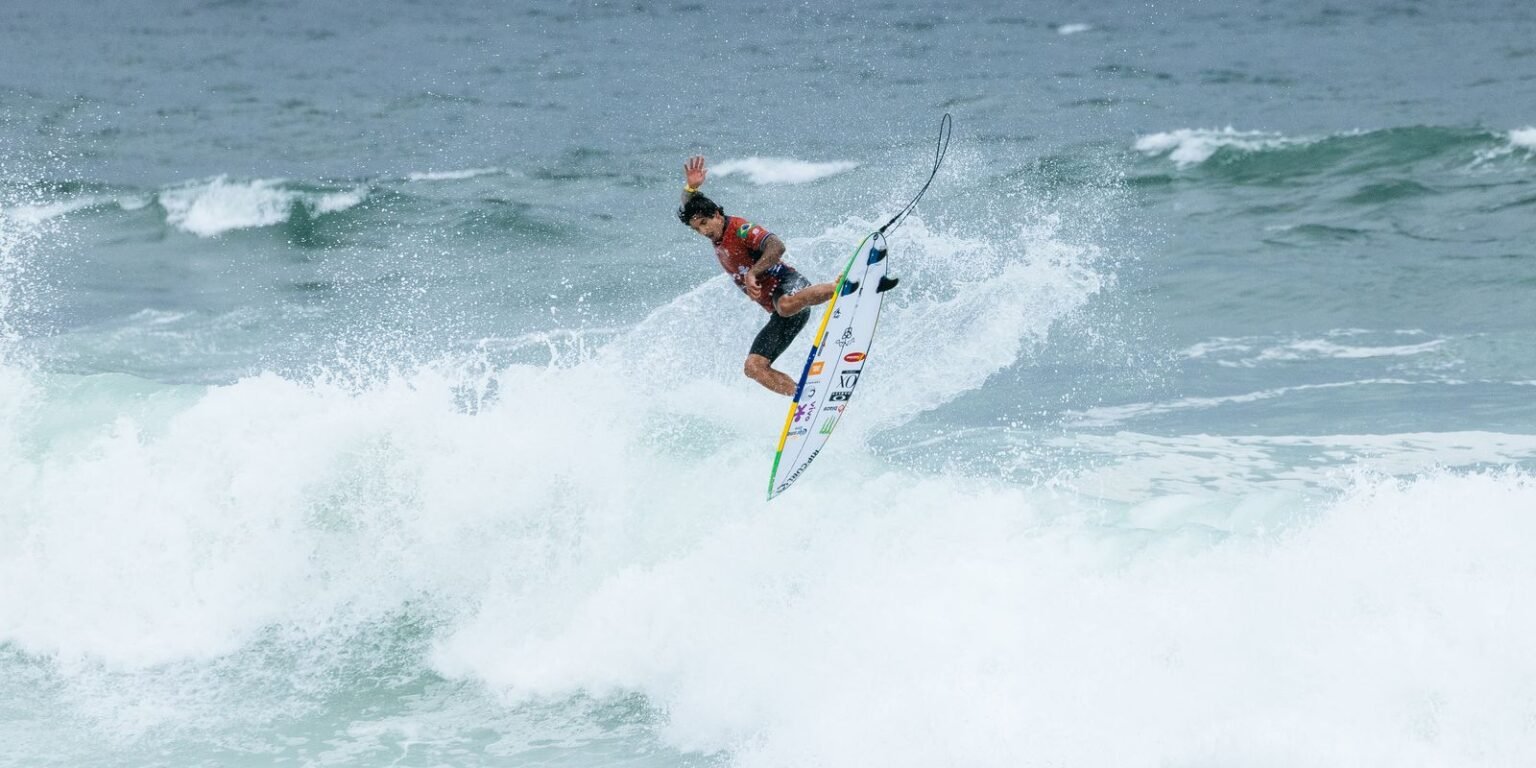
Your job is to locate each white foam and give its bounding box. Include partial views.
[1469,127,1536,166]
[12,199,1535,764]
[116,194,153,212]
[2,196,112,224]
[711,157,859,185]
[2,193,163,224]
[601,212,1106,430]
[1134,127,1298,168]
[0,207,1105,667]
[1261,337,1444,360]
[157,176,368,237]
[158,177,291,236]
[1066,378,1420,428]
[1057,22,1093,35]
[1182,331,1448,367]
[314,188,367,214]
[406,167,503,182]
[432,467,1536,768]
[1055,430,1536,499]
[861,215,1106,425]
[6,355,1536,766]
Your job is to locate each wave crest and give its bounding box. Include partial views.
[1136,125,1530,176]
[157,176,368,237]
[711,157,859,185]
[1134,127,1304,168]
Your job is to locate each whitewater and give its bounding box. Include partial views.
[5,0,1536,765]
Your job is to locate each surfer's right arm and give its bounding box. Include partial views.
[682,155,707,204]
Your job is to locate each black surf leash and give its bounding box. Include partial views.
[878,112,953,236]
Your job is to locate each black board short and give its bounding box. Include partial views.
[748,270,812,362]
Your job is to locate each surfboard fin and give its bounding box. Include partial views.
[843,276,900,295]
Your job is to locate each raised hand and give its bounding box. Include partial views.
[684,155,707,190]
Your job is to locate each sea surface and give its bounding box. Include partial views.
[3,0,1536,766]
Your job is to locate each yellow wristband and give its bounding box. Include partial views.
[684,185,698,194]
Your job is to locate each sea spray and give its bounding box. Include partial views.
[434,468,1536,768]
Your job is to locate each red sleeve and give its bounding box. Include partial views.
[737,220,772,251]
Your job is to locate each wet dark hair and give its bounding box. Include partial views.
[677,193,724,225]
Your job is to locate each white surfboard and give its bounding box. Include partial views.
[766,231,891,499]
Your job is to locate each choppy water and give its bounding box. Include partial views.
[3,0,1536,766]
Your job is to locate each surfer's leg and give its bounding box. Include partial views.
[745,354,796,396]
[769,269,830,318]
[747,309,812,396]
[775,282,834,317]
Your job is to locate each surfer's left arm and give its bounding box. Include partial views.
[743,235,785,298]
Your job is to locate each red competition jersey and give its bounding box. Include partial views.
[714,216,789,312]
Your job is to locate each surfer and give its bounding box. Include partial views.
[677,155,894,396]
[675,155,831,396]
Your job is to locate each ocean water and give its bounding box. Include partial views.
[3,0,1536,765]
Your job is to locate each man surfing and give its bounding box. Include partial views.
[676,155,895,396]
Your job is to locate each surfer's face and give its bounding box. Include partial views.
[687,212,725,241]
